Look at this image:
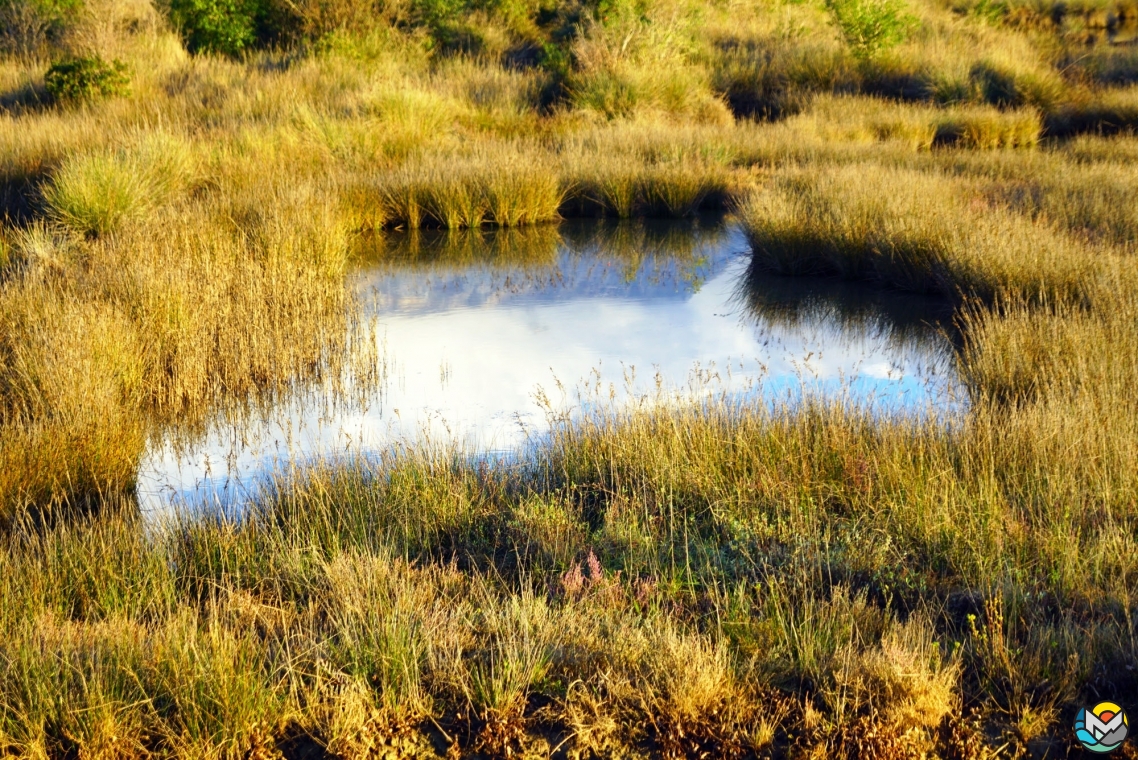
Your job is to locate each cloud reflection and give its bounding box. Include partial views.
[137,218,963,512]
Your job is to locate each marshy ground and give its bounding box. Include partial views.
[1,0,1138,755]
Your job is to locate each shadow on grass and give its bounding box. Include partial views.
[0,171,46,225]
[1045,100,1138,136]
[0,79,51,116]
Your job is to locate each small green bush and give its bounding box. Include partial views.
[165,0,263,55]
[409,0,489,53]
[164,0,402,54]
[825,0,915,61]
[44,56,130,102]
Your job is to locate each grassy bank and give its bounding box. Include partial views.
[2,0,1138,754]
[1,383,1136,758]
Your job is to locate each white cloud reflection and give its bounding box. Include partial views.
[136,224,963,512]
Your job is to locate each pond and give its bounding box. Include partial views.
[136,217,964,512]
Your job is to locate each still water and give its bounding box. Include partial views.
[137,218,964,511]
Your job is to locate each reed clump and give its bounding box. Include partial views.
[568,159,731,219]
[738,164,1097,303]
[44,132,196,236]
[377,152,562,230]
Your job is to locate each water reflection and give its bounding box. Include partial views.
[136,218,964,511]
[354,218,729,308]
[737,255,958,346]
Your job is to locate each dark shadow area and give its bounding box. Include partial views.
[0,78,51,115]
[0,172,43,225]
[932,120,978,146]
[861,67,936,102]
[720,81,812,121]
[969,62,1026,107]
[709,36,849,121]
[276,729,328,760]
[1044,101,1138,136]
[1059,36,1138,84]
[0,83,53,223]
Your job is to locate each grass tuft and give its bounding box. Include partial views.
[43,134,195,236]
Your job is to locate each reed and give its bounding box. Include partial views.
[0,168,357,516]
[637,161,730,218]
[377,152,561,230]
[738,164,1097,303]
[577,157,639,218]
[484,160,562,227]
[422,169,489,230]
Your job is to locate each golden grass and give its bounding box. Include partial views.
[790,94,1042,148]
[44,132,196,235]
[738,163,1097,302]
[3,359,1133,755]
[0,163,360,514]
[377,149,563,229]
[0,0,1137,753]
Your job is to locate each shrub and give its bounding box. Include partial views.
[163,0,408,53]
[408,0,486,52]
[44,56,130,102]
[825,0,915,61]
[165,0,263,55]
[288,0,391,41]
[410,0,464,28]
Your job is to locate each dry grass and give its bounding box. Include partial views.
[377,148,563,229]
[2,364,1134,755]
[0,0,1137,754]
[44,131,196,235]
[788,94,1042,148]
[0,160,360,514]
[738,163,1098,302]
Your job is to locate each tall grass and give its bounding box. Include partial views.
[378,151,562,229]
[1,0,1138,753]
[738,163,1096,302]
[1,164,361,516]
[44,133,196,235]
[788,94,1042,148]
[1,366,1135,755]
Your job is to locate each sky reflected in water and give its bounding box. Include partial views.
[136,218,964,512]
